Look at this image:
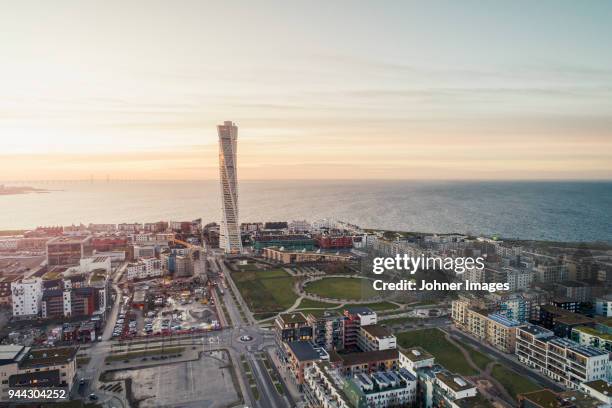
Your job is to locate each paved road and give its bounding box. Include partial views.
[78,253,295,408]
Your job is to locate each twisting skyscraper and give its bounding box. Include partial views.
[218,121,243,254]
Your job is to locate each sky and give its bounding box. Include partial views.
[1,0,611,180]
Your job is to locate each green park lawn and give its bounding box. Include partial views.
[232,269,298,314]
[304,277,378,300]
[491,364,540,398]
[396,329,479,376]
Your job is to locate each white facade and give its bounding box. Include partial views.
[289,220,311,233]
[506,269,534,291]
[126,258,163,280]
[79,256,111,273]
[435,374,477,400]
[399,347,435,376]
[595,295,612,317]
[516,325,610,388]
[11,278,43,317]
[0,238,19,251]
[218,121,243,254]
[133,244,156,259]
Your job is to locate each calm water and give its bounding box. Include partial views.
[0,180,610,242]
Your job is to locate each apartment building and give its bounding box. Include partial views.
[126,258,163,281]
[433,372,478,405]
[46,235,92,266]
[284,341,329,387]
[595,294,612,317]
[344,369,417,407]
[398,347,435,376]
[571,324,612,353]
[0,345,77,401]
[330,349,400,376]
[304,362,351,408]
[516,325,609,388]
[452,302,524,353]
[307,312,343,351]
[343,307,378,350]
[11,278,43,318]
[275,313,313,346]
[359,325,397,352]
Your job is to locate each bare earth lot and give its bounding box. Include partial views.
[108,350,239,408]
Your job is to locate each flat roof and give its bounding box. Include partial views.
[345,306,374,315]
[19,347,78,368]
[548,337,608,357]
[583,379,612,395]
[436,372,475,392]
[519,324,554,337]
[333,349,399,366]
[278,312,307,324]
[0,345,28,365]
[47,235,90,244]
[362,324,394,338]
[400,347,434,362]
[488,313,522,328]
[286,342,325,361]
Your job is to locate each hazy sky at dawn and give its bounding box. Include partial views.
[1,0,612,180]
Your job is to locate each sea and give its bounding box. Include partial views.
[0,180,610,243]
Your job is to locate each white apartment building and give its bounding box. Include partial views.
[117,223,141,232]
[88,223,117,232]
[434,372,477,401]
[516,325,609,388]
[11,278,43,317]
[359,325,397,351]
[304,362,417,408]
[79,256,111,273]
[133,244,156,259]
[595,294,612,317]
[506,269,534,291]
[126,258,163,281]
[348,369,417,407]
[399,347,435,376]
[535,263,568,283]
[0,237,19,251]
[288,220,311,233]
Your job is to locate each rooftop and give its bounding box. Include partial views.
[47,235,90,244]
[278,312,308,325]
[547,337,608,357]
[362,324,394,338]
[436,372,475,392]
[345,306,375,316]
[582,379,612,395]
[519,324,555,338]
[400,346,434,362]
[331,349,399,366]
[19,347,78,368]
[488,312,522,328]
[540,305,594,325]
[0,345,29,365]
[286,341,327,362]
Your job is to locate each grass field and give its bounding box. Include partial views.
[396,329,478,376]
[491,364,540,398]
[467,346,493,371]
[297,298,339,309]
[304,277,378,300]
[104,347,184,362]
[232,269,298,314]
[344,302,397,311]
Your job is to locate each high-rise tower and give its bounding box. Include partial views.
[218,121,243,254]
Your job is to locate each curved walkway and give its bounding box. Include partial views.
[443,332,515,407]
[297,274,384,304]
